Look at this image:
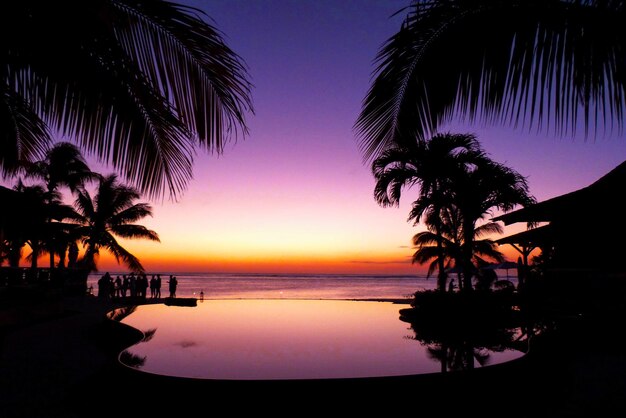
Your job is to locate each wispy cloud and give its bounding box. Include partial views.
[175,340,198,348]
[349,258,411,265]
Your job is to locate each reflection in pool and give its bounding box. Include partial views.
[116,299,525,380]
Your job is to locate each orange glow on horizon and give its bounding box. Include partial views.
[17,232,530,276]
[88,248,421,275]
[14,223,533,275]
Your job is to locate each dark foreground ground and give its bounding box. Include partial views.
[1,292,626,418]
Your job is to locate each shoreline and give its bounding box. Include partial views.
[2,294,626,417]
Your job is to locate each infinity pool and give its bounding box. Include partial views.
[115,299,524,380]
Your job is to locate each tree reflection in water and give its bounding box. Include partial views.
[108,305,157,369]
[405,318,521,372]
[120,350,146,368]
[401,290,552,372]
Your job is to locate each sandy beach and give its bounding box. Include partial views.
[2,293,626,418]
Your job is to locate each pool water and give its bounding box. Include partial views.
[115,299,525,380]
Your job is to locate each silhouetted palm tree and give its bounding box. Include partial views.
[21,142,99,268]
[355,0,626,160]
[7,181,78,271]
[426,343,491,372]
[412,209,504,291]
[372,132,485,291]
[1,1,253,199]
[375,133,534,290]
[74,174,160,272]
[446,160,534,290]
[22,142,99,197]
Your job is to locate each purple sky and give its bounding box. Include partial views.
[7,0,626,273]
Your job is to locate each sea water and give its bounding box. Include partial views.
[87,271,518,300]
[89,272,437,300]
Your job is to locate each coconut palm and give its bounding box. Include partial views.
[73,174,160,272]
[20,142,99,269]
[373,132,486,291]
[22,142,99,197]
[355,0,626,160]
[1,0,253,199]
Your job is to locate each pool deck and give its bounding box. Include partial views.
[2,294,626,417]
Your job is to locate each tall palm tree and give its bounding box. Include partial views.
[1,0,253,199]
[21,142,99,269]
[355,0,626,160]
[73,174,160,273]
[373,132,486,291]
[376,133,534,291]
[445,160,535,290]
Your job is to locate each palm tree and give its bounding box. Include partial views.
[411,208,505,291]
[355,0,626,160]
[372,132,485,291]
[1,1,253,199]
[6,181,78,271]
[22,142,99,197]
[73,174,160,273]
[446,160,535,290]
[10,182,47,270]
[376,133,534,291]
[21,142,99,269]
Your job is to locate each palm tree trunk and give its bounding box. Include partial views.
[30,242,39,269]
[435,218,447,292]
[49,247,55,270]
[81,245,98,272]
[461,220,474,292]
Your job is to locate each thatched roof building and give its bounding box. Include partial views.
[493,160,626,274]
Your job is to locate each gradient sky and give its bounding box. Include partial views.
[10,0,626,274]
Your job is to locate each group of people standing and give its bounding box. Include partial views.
[97,272,178,300]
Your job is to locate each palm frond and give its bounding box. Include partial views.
[473,239,504,263]
[110,224,160,242]
[109,203,154,225]
[0,87,49,175]
[2,0,254,200]
[105,236,145,272]
[356,0,626,161]
[74,189,96,220]
[92,230,144,272]
[474,222,504,239]
[111,0,254,144]
[374,165,420,206]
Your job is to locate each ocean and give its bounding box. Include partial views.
[87,272,440,300]
[87,271,519,300]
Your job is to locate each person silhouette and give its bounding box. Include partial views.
[155,274,162,298]
[150,275,157,298]
[168,275,178,298]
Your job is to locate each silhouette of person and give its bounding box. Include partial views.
[98,272,112,299]
[168,275,178,298]
[114,276,122,298]
[122,275,129,298]
[150,275,157,298]
[448,279,455,293]
[155,274,162,298]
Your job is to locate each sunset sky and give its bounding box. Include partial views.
[8,0,626,275]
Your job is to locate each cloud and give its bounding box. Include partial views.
[175,340,197,348]
[349,258,411,265]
